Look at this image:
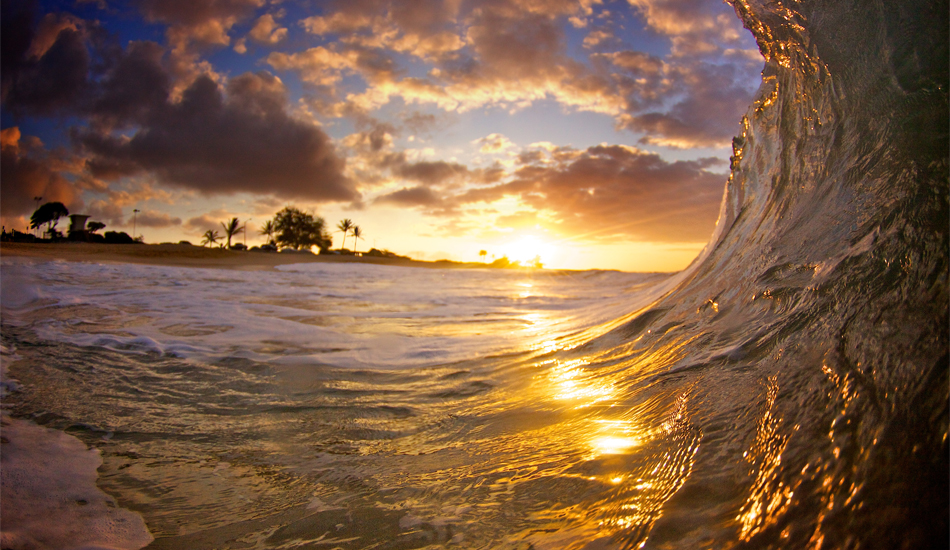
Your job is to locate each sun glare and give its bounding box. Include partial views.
[503,236,556,265]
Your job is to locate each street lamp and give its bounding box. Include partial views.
[132,209,140,240]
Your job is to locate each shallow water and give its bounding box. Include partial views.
[2,0,948,547]
[2,261,685,548]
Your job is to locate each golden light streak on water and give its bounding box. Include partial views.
[547,359,615,407]
[737,375,794,541]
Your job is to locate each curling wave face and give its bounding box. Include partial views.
[1,0,947,548]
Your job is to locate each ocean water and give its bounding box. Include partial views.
[1,0,947,549]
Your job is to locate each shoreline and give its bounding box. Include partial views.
[0,242,492,271]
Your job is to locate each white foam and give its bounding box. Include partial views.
[0,413,153,550]
[0,258,668,368]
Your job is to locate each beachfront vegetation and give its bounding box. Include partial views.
[271,207,332,251]
[221,217,244,249]
[30,202,68,237]
[337,219,354,250]
[87,221,106,234]
[201,230,221,247]
[259,220,276,246]
[351,226,362,253]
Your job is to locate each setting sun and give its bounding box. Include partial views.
[502,236,556,266]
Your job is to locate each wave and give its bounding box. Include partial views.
[566,0,948,546]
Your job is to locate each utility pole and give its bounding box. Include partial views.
[133,209,140,240]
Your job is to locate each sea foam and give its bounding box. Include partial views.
[0,413,153,550]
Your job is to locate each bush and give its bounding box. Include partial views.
[103,231,136,244]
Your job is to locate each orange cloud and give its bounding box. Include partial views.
[249,13,287,45]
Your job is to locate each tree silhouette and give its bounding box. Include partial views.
[272,207,332,251]
[87,221,106,234]
[337,219,353,250]
[259,219,276,245]
[221,217,243,249]
[351,226,362,253]
[30,202,69,238]
[201,229,221,248]
[479,250,487,262]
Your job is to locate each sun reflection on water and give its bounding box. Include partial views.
[737,375,793,541]
[548,359,615,407]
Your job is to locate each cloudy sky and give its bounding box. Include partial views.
[1,0,762,271]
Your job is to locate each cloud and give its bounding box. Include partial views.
[184,210,231,233]
[77,71,358,202]
[248,13,287,45]
[85,199,125,227]
[136,0,265,51]
[626,0,752,57]
[375,186,441,207]
[135,209,182,228]
[392,159,470,186]
[619,61,757,148]
[264,0,759,149]
[455,144,727,242]
[1,5,93,116]
[475,133,515,154]
[0,127,84,218]
[91,40,172,130]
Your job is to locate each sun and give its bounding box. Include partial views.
[503,235,556,265]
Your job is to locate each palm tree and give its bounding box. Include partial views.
[479,250,487,262]
[259,219,276,245]
[351,226,363,253]
[201,229,220,248]
[221,217,243,249]
[337,219,353,250]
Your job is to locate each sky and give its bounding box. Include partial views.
[1,0,763,271]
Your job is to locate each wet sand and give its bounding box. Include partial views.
[0,242,478,271]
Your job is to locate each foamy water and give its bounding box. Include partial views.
[1,259,667,368]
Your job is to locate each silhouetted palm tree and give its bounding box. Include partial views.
[260,219,276,245]
[201,229,220,248]
[351,226,362,253]
[337,219,353,250]
[201,229,220,247]
[221,217,243,249]
[30,201,69,238]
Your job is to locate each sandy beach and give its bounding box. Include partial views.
[0,242,479,270]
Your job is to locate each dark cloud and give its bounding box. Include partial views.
[135,209,182,228]
[85,199,125,227]
[375,186,441,206]
[77,72,357,202]
[91,40,172,129]
[136,0,264,50]
[620,61,757,148]
[184,211,228,233]
[0,6,92,116]
[393,159,470,186]
[456,144,726,242]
